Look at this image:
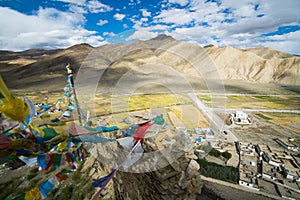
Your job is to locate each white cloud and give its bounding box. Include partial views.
[127,30,158,41]
[103,32,115,37]
[141,9,151,17]
[57,0,112,14]
[136,0,300,54]
[168,0,188,6]
[97,19,108,26]
[261,31,300,54]
[0,7,104,50]
[55,0,86,5]
[69,5,87,14]
[87,0,113,13]
[154,8,195,25]
[114,13,126,21]
[2,0,300,55]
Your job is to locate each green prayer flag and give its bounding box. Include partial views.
[6,193,25,200]
[152,114,165,125]
[13,193,25,200]
[50,154,62,170]
[42,128,58,140]
[50,118,60,123]
[0,155,17,164]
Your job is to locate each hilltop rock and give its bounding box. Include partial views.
[85,124,203,200]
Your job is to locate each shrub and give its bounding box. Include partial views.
[196,158,239,184]
[222,151,232,160]
[209,148,222,157]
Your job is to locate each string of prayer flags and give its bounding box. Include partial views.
[78,135,116,143]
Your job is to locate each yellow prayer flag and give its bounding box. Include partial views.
[57,141,68,152]
[0,76,29,121]
[0,97,29,121]
[25,186,41,200]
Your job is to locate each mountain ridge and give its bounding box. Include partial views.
[0,36,299,91]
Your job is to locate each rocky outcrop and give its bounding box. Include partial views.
[85,124,203,200]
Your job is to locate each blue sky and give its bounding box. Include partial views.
[0,0,300,54]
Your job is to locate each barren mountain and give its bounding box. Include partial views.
[205,45,300,84]
[0,35,299,91]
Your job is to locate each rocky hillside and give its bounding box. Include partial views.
[0,35,299,92]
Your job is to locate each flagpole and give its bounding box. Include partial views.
[66,64,82,125]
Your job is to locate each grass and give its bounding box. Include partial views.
[252,96,283,102]
[199,95,212,102]
[225,95,300,110]
[264,103,284,109]
[168,106,197,128]
[127,94,180,111]
[255,112,300,121]
[229,96,243,101]
[169,106,182,119]
[267,113,300,118]
[255,113,271,120]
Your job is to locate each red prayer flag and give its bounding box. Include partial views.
[0,134,12,149]
[132,122,151,142]
[66,122,90,136]
[45,154,54,171]
[55,172,68,182]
